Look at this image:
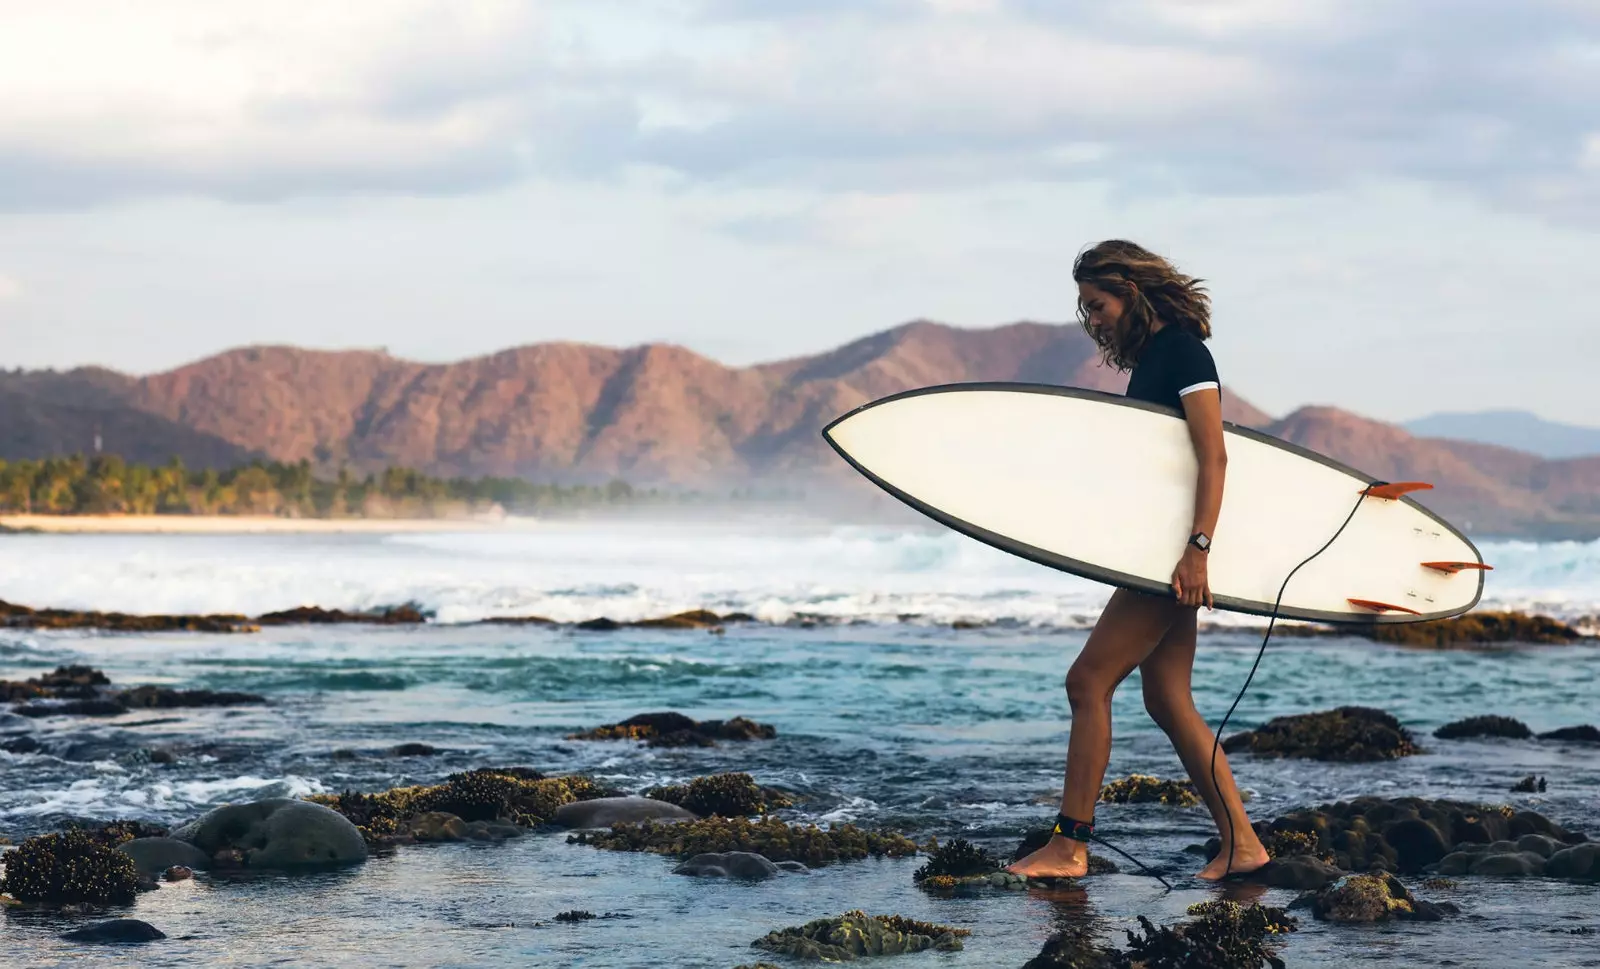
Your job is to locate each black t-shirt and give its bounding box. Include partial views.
[1124,325,1220,413]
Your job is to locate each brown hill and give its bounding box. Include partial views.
[2,321,1593,537]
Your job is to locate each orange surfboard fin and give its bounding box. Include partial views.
[1361,481,1434,500]
[1422,561,1493,574]
[1347,598,1423,616]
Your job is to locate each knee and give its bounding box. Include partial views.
[1064,664,1107,711]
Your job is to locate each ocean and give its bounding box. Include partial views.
[2,521,1598,967]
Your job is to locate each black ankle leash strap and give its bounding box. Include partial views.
[1053,812,1172,890]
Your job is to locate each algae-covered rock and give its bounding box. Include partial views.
[566,711,777,748]
[913,838,998,883]
[1222,706,1418,761]
[1298,873,1458,923]
[306,769,614,844]
[751,910,967,961]
[0,830,141,906]
[1099,774,1200,807]
[643,772,791,818]
[570,815,917,866]
[1435,715,1532,740]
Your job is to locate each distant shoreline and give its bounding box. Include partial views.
[0,513,532,535]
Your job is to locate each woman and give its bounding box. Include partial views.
[1005,240,1270,882]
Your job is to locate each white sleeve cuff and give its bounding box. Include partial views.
[1178,380,1220,397]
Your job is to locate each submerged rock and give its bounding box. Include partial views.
[552,797,697,829]
[566,711,777,748]
[1435,715,1533,740]
[171,798,367,869]
[751,910,968,961]
[116,837,210,876]
[674,851,781,880]
[1512,775,1548,793]
[59,919,166,944]
[1539,724,1600,743]
[1223,706,1418,761]
[1544,843,1600,881]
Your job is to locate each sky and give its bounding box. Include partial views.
[0,0,1596,426]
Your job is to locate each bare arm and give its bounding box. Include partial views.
[1172,387,1226,608]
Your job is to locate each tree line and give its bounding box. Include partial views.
[0,455,690,517]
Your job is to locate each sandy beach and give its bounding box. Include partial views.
[0,513,533,535]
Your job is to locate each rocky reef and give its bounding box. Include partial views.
[306,768,615,844]
[0,665,264,718]
[1023,901,1297,969]
[566,711,777,748]
[1280,610,1589,648]
[1222,706,1419,761]
[1292,873,1458,922]
[751,910,968,961]
[570,815,918,866]
[1099,774,1200,806]
[642,772,793,817]
[0,830,142,907]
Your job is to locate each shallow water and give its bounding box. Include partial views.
[2,526,1598,967]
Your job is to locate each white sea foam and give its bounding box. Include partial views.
[0,524,1592,628]
[0,773,329,820]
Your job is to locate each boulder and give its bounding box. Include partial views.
[675,851,781,880]
[1468,851,1546,876]
[551,796,697,829]
[170,797,367,869]
[1221,707,1417,761]
[1545,843,1600,880]
[407,812,468,842]
[59,919,166,944]
[116,837,211,876]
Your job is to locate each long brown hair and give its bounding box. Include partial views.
[1073,240,1211,372]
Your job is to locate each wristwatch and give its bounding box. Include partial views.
[1188,532,1211,553]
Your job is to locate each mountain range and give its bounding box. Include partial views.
[1403,410,1600,460]
[2,321,1595,539]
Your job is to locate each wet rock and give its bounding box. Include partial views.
[0,664,108,701]
[552,796,697,829]
[1545,843,1600,880]
[643,772,792,818]
[775,861,810,873]
[1299,873,1453,923]
[1517,834,1561,858]
[1112,902,1298,969]
[1331,610,1585,648]
[116,837,211,876]
[59,919,166,944]
[0,602,252,634]
[629,610,725,630]
[751,910,968,961]
[575,617,622,631]
[1538,724,1600,743]
[170,797,367,869]
[406,812,468,842]
[0,830,141,906]
[1,735,41,753]
[1239,797,1566,875]
[1512,775,1547,793]
[1099,774,1200,807]
[462,820,524,842]
[306,770,612,844]
[1435,715,1532,740]
[674,851,781,880]
[115,685,265,709]
[254,603,429,625]
[1469,851,1546,876]
[388,742,437,756]
[914,838,999,885]
[566,711,777,748]
[13,699,130,717]
[554,910,596,922]
[1247,855,1346,891]
[163,866,193,882]
[1222,706,1418,761]
[570,815,918,866]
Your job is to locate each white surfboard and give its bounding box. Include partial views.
[823,383,1487,624]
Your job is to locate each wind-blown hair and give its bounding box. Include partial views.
[1073,240,1211,372]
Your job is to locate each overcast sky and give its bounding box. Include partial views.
[0,0,1596,425]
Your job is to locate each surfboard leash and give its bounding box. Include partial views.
[1206,484,1378,880]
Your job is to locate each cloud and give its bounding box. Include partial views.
[0,0,1594,223]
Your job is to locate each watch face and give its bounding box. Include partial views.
[1192,533,1210,550]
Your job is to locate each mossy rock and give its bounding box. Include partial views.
[0,830,140,906]
[1435,715,1532,740]
[566,711,776,748]
[643,772,791,818]
[1100,774,1201,806]
[570,815,917,866]
[305,768,613,844]
[751,910,967,961]
[1222,706,1418,761]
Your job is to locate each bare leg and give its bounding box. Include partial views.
[1006,589,1179,878]
[1139,608,1270,879]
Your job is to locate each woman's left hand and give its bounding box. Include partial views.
[1170,546,1213,610]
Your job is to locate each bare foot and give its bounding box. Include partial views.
[1005,835,1088,879]
[1195,843,1272,881]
